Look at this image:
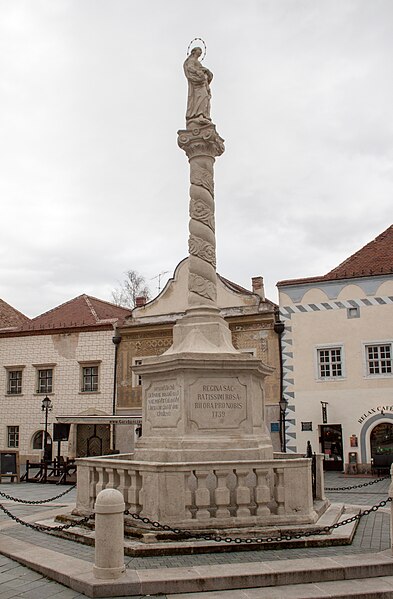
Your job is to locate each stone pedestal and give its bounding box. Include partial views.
[133,352,274,463]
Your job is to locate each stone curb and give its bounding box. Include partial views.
[1,533,393,597]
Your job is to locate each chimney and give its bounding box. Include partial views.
[251,276,265,300]
[135,296,147,308]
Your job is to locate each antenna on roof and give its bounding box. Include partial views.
[151,270,170,293]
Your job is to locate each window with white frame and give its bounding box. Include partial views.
[7,369,23,394]
[134,359,143,386]
[317,348,343,379]
[366,344,392,375]
[81,364,99,392]
[37,368,53,394]
[7,426,19,448]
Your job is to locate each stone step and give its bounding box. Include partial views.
[49,502,360,556]
[1,532,393,598]
[203,576,393,598]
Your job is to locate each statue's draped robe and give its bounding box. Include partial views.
[183,56,212,122]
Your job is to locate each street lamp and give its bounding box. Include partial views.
[279,397,288,452]
[41,396,53,462]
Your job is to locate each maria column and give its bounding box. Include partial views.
[170,46,236,354]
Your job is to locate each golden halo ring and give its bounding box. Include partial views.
[187,38,207,61]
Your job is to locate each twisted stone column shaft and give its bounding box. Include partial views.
[188,154,216,307]
[178,124,225,311]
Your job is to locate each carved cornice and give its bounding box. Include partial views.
[178,124,225,159]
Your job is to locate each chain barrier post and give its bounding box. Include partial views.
[93,488,125,580]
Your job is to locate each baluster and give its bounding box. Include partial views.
[95,467,105,496]
[254,468,271,517]
[185,472,194,520]
[89,468,99,507]
[235,467,251,518]
[214,469,230,519]
[106,467,115,489]
[274,468,285,515]
[118,469,129,507]
[127,469,142,515]
[194,469,211,520]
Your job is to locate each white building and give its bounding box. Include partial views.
[0,295,130,463]
[277,225,393,473]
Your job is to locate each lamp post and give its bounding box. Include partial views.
[41,396,53,462]
[279,397,288,452]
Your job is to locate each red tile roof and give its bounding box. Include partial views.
[277,225,393,287]
[0,299,30,331]
[18,294,131,331]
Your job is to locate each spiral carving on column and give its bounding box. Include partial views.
[189,234,216,268]
[178,124,225,307]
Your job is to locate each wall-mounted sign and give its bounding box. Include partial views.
[301,421,313,431]
[350,434,358,447]
[358,406,393,424]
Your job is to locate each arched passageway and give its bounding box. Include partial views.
[370,422,393,472]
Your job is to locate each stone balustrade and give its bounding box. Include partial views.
[74,454,325,528]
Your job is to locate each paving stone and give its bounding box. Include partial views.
[0,472,391,597]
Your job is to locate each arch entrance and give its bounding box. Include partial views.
[370,422,393,473]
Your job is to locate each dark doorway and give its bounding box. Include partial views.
[370,423,393,472]
[76,424,110,457]
[320,424,343,471]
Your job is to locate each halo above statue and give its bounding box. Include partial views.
[187,38,207,61]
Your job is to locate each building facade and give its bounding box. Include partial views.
[277,225,393,472]
[0,295,130,463]
[115,258,282,450]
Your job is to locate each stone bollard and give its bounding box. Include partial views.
[93,488,126,579]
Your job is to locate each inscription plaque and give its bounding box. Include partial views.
[146,381,181,427]
[189,377,247,429]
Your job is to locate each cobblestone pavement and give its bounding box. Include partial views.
[0,471,390,598]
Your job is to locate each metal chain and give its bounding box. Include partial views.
[124,497,392,545]
[0,484,76,505]
[0,492,391,543]
[325,476,390,491]
[0,501,91,533]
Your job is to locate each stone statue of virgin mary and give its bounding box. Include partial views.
[183,47,213,125]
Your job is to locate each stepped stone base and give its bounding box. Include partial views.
[54,502,355,556]
[1,519,392,598]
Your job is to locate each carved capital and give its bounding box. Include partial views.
[178,124,225,159]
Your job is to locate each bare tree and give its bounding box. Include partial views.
[112,270,151,309]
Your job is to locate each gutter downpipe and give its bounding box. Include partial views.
[111,333,122,451]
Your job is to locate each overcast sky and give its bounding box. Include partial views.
[1,0,392,317]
